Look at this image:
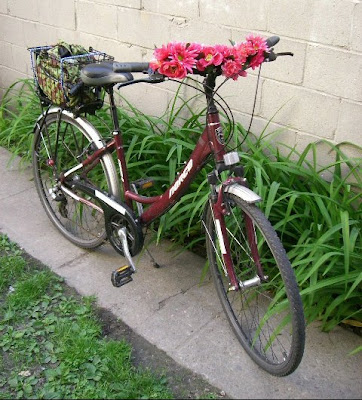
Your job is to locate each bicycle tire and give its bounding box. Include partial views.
[33,108,119,248]
[205,193,305,376]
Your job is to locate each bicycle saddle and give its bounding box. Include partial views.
[81,62,134,86]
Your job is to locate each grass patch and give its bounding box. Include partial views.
[0,234,173,399]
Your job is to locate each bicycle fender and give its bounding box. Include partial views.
[33,108,106,150]
[201,183,261,231]
[223,183,262,204]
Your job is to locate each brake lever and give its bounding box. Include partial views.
[265,50,294,62]
[276,52,294,57]
[117,74,165,90]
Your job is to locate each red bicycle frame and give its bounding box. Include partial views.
[76,81,258,290]
[105,83,240,288]
[125,112,225,225]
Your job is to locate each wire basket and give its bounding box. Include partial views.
[29,43,114,112]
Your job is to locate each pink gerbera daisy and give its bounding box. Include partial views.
[169,42,200,74]
[245,35,269,54]
[196,45,224,71]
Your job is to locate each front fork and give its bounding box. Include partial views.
[210,174,266,291]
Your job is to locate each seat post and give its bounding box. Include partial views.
[106,85,132,207]
[107,86,120,132]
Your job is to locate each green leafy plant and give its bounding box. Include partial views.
[0,234,173,399]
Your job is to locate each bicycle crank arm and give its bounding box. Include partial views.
[118,227,136,273]
[110,227,137,288]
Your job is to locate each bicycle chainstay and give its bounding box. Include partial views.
[65,177,144,256]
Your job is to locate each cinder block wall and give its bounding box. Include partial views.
[1,0,361,160]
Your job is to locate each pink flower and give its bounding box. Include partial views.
[159,59,188,79]
[168,42,200,73]
[214,44,229,57]
[196,46,224,71]
[150,59,161,71]
[221,59,243,80]
[248,51,265,70]
[245,35,269,54]
[154,44,170,62]
[234,42,249,64]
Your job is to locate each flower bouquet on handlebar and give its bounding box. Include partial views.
[149,34,270,80]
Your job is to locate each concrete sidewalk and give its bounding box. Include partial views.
[0,146,361,399]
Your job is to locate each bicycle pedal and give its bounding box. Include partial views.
[111,265,134,287]
[131,177,154,190]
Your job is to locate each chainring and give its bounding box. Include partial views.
[105,209,144,257]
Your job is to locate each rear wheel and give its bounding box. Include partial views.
[205,194,305,376]
[32,109,119,248]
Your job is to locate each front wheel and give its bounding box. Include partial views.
[204,193,305,376]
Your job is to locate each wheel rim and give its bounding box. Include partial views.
[34,115,110,247]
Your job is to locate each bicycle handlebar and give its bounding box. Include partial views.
[76,36,289,95]
[113,62,150,73]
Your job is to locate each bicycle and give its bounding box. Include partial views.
[29,35,305,376]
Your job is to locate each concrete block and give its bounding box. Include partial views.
[118,83,170,117]
[217,74,263,116]
[94,0,141,8]
[267,0,354,48]
[76,33,144,62]
[0,65,26,90]
[37,0,75,30]
[0,41,12,67]
[261,79,340,139]
[0,15,24,46]
[52,28,80,46]
[0,0,8,14]
[143,0,199,19]
[10,44,30,75]
[117,8,186,48]
[8,0,38,21]
[199,0,268,31]
[258,37,307,85]
[77,0,117,39]
[171,20,232,45]
[22,20,60,48]
[351,2,362,52]
[231,111,298,151]
[304,44,362,102]
[335,100,362,147]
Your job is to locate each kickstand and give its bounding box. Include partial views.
[145,247,161,268]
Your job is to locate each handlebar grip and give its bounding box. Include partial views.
[113,62,150,73]
[266,36,280,48]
